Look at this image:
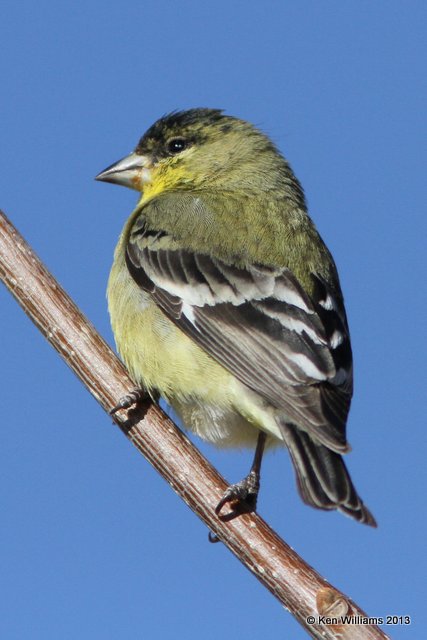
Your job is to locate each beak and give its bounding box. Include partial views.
[95,152,152,191]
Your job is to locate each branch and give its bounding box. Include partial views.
[0,210,388,640]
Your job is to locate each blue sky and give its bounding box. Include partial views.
[1,2,425,638]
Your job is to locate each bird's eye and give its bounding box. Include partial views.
[166,137,188,155]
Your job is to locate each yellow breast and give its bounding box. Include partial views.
[107,235,236,404]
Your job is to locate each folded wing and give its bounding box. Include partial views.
[126,199,353,453]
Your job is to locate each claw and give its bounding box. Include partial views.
[215,470,260,516]
[110,388,146,415]
[208,532,221,544]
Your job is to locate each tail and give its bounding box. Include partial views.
[282,423,377,527]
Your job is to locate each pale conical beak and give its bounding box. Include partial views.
[95,152,152,191]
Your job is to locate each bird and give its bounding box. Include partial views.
[96,108,376,527]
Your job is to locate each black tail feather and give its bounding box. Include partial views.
[281,423,376,527]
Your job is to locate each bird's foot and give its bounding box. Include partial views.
[110,387,147,415]
[215,470,260,516]
[209,472,261,542]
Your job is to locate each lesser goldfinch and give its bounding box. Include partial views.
[96,108,376,526]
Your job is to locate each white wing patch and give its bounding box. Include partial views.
[154,277,217,305]
[274,281,312,313]
[319,293,335,311]
[287,352,330,380]
[330,330,344,349]
[182,301,198,328]
[258,305,326,345]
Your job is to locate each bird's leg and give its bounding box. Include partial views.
[110,387,157,415]
[215,431,267,516]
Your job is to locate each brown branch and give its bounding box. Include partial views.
[0,210,388,640]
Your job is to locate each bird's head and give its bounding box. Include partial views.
[96,108,302,204]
